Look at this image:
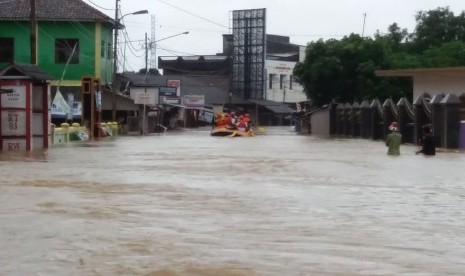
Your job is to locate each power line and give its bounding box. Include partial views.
[156,46,196,56]
[85,0,114,11]
[155,0,228,29]
[159,24,225,34]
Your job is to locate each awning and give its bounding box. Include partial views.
[248,99,296,114]
[165,103,213,112]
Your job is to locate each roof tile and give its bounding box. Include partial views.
[0,0,114,23]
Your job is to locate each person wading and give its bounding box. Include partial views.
[386,121,402,155]
[415,125,436,156]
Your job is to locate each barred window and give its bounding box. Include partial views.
[55,39,79,64]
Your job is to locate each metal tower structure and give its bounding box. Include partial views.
[232,8,266,100]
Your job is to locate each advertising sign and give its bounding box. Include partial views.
[51,90,71,115]
[159,86,177,97]
[184,95,205,107]
[0,85,26,108]
[167,80,181,96]
[134,91,155,105]
[164,96,181,105]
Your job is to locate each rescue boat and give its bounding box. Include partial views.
[210,112,254,137]
[210,127,254,137]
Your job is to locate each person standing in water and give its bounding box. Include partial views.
[386,121,402,155]
[416,125,436,155]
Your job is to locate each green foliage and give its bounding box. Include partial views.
[294,6,465,107]
[413,7,465,52]
[138,68,160,75]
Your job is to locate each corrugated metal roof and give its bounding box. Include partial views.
[0,0,114,23]
[248,99,296,114]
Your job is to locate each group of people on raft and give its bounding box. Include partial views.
[214,112,251,132]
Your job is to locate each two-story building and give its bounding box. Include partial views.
[0,0,137,124]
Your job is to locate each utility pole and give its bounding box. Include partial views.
[145,32,148,72]
[112,0,120,122]
[142,32,148,135]
[30,0,36,64]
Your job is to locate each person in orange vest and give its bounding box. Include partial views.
[243,114,251,131]
[215,113,226,128]
[237,115,248,132]
[226,112,237,130]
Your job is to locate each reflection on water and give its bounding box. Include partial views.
[1,127,465,275]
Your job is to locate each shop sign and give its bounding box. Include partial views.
[184,95,205,107]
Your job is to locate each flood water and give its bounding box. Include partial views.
[1,127,465,276]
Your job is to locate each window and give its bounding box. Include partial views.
[55,39,79,64]
[269,74,275,89]
[0,37,14,63]
[107,42,112,59]
[101,41,105,58]
[280,74,285,90]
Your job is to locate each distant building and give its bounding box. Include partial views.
[158,34,308,126]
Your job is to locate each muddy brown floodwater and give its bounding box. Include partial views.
[1,127,465,276]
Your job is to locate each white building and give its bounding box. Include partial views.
[265,50,307,103]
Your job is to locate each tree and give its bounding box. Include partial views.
[294,6,465,107]
[413,7,465,52]
[138,68,160,75]
[294,34,395,106]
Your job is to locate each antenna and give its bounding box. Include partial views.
[362,13,367,37]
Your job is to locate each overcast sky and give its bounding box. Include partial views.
[84,0,465,72]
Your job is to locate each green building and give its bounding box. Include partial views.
[0,0,115,86]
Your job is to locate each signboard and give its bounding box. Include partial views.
[51,90,71,115]
[266,60,296,74]
[134,91,155,105]
[167,79,181,96]
[164,96,181,105]
[52,100,82,118]
[0,85,26,108]
[73,102,82,117]
[2,139,27,151]
[1,110,27,136]
[159,86,177,97]
[183,95,205,107]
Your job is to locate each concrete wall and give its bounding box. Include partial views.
[413,71,465,99]
[310,108,331,137]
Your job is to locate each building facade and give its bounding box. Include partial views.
[0,0,118,124]
[0,0,115,85]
